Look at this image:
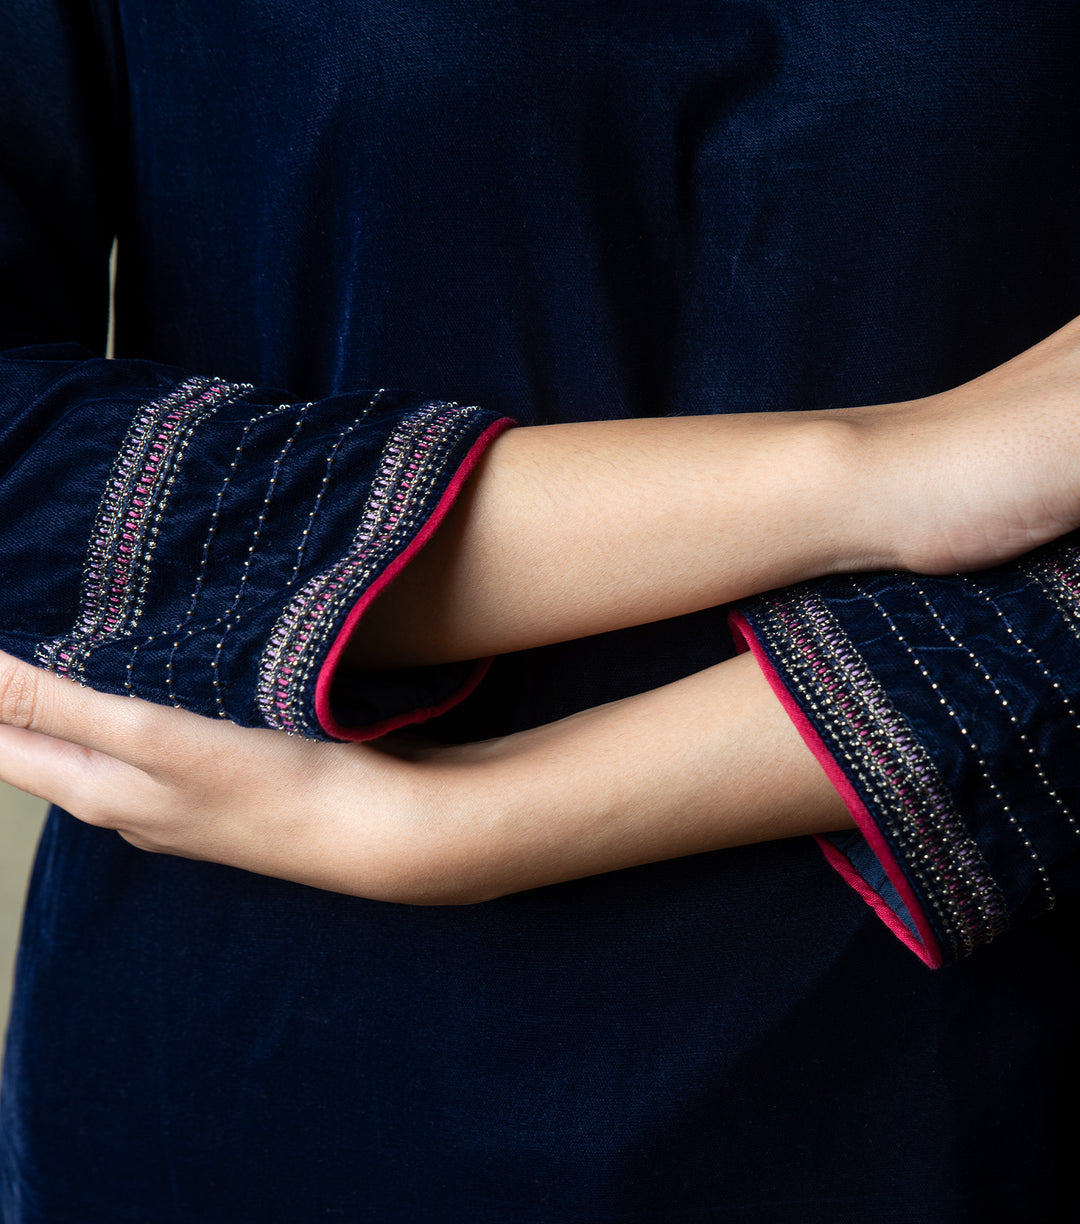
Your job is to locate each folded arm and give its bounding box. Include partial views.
[7,0,1080,961]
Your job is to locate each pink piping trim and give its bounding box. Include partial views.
[314,417,515,742]
[729,610,943,969]
[815,835,929,962]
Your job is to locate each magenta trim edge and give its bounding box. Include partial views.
[814,835,929,961]
[729,610,943,969]
[314,416,516,742]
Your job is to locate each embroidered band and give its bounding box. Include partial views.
[257,401,481,736]
[35,377,244,682]
[1024,541,1080,638]
[745,586,1008,959]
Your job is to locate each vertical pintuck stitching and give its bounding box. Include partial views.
[287,391,383,583]
[208,400,314,718]
[34,377,245,683]
[747,586,1009,959]
[907,578,1079,838]
[156,400,298,707]
[858,585,1053,913]
[257,400,479,736]
[959,574,1080,741]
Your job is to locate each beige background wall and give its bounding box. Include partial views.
[0,783,47,1045]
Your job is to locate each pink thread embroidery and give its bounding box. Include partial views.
[36,378,241,682]
[256,402,478,735]
[743,587,1007,958]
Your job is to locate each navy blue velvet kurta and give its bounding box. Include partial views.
[2,3,1080,1220]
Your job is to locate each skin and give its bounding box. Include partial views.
[2,314,1080,902]
[349,315,1080,669]
[0,650,845,904]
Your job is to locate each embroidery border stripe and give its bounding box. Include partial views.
[256,402,480,735]
[1025,543,1080,639]
[35,377,243,682]
[745,588,1007,958]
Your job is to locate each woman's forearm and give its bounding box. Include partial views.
[387,649,853,904]
[349,314,1080,670]
[348,410,873,668]
[0,646,850,904]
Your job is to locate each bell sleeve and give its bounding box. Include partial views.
[1,0,511,742]
[733,548,1080,967]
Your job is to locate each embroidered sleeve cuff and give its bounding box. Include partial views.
[732,551,1080,966]
[0,353,511,741]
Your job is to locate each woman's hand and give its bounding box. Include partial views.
[846,313,1080,575]
[0,647,852,903]
[0,647,463,902]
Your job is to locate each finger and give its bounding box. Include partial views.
[0,648,207,768]
[0,721,151,828]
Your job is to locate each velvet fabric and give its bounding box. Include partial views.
[2,2,1080,1219]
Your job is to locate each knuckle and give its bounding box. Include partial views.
[0,660,42,731]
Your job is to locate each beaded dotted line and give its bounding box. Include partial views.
[909,577,1079,839]
[207,399,316,718]
[750,588,1004,957]
[121,398,295,706]
[959,573,1080,752]
[257,402,481,736]
[860,582,1055,912]
[35,377,242,684]
[153,396,379,710]
[287,390,384,583]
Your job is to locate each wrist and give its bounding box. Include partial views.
[828,396,933,574]
[749,407,901,580]
[370,747,514,905]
